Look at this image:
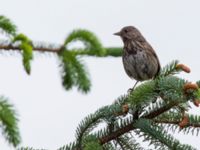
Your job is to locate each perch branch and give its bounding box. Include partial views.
[99,101,179,144]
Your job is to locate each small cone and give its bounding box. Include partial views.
[176,64,191,73]
[122,104,129,114]
[193,99,200,107]
[114,104,129,116]
[183,82,199,91]
[179,115,189,128]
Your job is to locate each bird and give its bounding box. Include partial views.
[114,26,160,90]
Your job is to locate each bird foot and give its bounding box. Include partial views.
[127,81,139,94]
[127,88,134,94]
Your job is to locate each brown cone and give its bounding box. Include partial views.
[179,116,189,128]
[183,83,199,92]
[193,99,200,107]
[122,104,129,114]
[176,64,191,73]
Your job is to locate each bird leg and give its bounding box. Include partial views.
[132,81,139,89]
[128,81,139,93]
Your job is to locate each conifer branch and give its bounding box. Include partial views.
[99,124,134,145]
[0,43,122,56]
[0,96,21,147]
[154,120,200,128]
[99,101,180,145]
[0,43,61,53]
[144,101,179,119]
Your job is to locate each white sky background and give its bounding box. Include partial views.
[0,0,200,149]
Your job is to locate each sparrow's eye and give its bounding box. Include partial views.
[124,29,128,33]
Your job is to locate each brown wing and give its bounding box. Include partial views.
[142,41,161,77]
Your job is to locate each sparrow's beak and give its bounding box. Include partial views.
[113,31,121,36]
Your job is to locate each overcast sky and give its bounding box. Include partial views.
[1,0,200,149]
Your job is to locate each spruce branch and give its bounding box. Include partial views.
[154,114,200,136]
[57,62,200,149]
[74,96,128,148]
[128,80,157,107]
[99,123,134,145]
[64,29,106,56]
[0,15,17,37]
[154,120,200,128]
[58,49,91,93]
[13,34,33,74]
[0,41,122,56]
[0,39,122,93]
[98,98,181,145]
[144,101,179,119]
[158,60,180,77]
[133,119,196,150]
[1,20,122,93]
[82,135,103,150]
[0,96,21,147]
[91,68,200,146]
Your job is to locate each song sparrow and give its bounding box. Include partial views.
[114,26,160,89]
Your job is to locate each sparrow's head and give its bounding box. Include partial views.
[114,26,144,42]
